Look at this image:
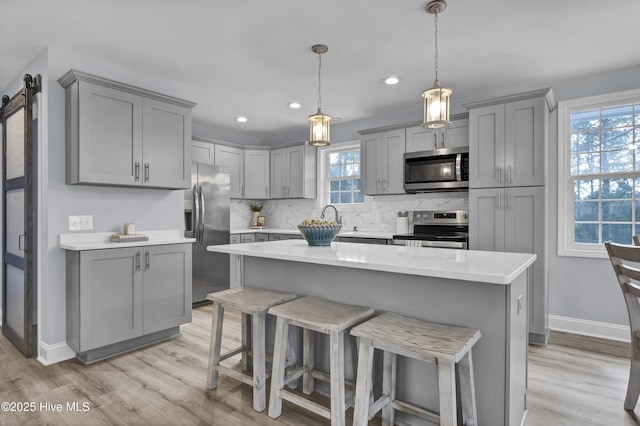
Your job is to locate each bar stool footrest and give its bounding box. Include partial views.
[220,345,246,362]
[283,366,306,387]
[368,394,391,421]
[391,399,440,424]
[311,370,356,390]
[215,364,273,389]
[280,389,331,420]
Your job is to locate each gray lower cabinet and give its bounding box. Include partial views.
[469,186,547,344]
[66,243,192,362]
[58,70,195,189]
[255,233,269,242]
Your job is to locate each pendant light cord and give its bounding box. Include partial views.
[434,11,439,82]
[317,52,323,111]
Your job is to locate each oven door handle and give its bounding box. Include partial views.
[455,154,462,182]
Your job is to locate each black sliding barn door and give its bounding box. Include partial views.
[1,74,40,357]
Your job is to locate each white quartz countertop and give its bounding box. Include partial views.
[59,229,195,251]
[231,228,394,240]
[208,240,536,285]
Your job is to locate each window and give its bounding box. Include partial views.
[320,142,366,210]
[328,147,364,204]
[558,89,640,257]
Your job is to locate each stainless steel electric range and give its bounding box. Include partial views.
[392,209,469,249]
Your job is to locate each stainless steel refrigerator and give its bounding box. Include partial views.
[185,163,230,305]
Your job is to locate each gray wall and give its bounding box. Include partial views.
[547,65,640,325]
[0,47,187,350]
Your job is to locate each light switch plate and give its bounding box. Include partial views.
[68,215,93,231]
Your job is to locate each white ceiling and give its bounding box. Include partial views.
[2,0,640,142]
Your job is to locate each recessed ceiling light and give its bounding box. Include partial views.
[383,76,401,85]
[288,101,302,109]
[235,116,248,123]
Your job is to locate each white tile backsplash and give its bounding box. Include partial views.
[231,192,468,233]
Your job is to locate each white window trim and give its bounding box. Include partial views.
[317,140,369,213]
[558,87,640,258]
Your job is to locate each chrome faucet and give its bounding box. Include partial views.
[321,204,342,224]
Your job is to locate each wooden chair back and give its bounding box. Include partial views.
[605,241,640,339]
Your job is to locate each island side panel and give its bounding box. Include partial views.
[243,256,522,426]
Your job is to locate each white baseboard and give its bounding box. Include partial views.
[38,341,76,365]
[549,314,630,343]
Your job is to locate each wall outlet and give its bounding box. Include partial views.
[68,215,93,231]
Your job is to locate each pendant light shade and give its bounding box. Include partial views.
[422,0,452,129]
[423,80,452,129]
[309,109,331,146]
[309,44,331,147]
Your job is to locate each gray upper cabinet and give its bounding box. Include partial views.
[244,149,270,199]
[270,144,316,199]
[59,70,195,189]
[360,129,405,195]
[467,90,552,189]
[214,144,244,198]
[191,140,216,165]
[405,118,469,153]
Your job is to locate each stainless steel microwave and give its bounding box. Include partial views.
[403,146,469,193]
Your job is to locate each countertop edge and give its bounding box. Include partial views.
[209,241,536,285]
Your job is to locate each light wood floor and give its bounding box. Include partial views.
[0,304,638,425]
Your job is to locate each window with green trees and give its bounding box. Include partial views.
[568,101,640,247]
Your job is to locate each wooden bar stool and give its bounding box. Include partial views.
[206,287,296,412]
[351,312,481,426]
[268,296,375,425]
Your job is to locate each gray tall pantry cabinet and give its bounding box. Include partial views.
[66,243,192,363]
[466,89,555,345]
[58,70,195,189]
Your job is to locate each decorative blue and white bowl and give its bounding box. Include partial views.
[297,224,342,246]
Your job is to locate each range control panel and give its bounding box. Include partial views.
[413,210,469,225]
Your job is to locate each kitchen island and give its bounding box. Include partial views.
[208,240,536,426]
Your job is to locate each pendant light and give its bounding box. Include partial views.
[308,44,331,147]
[422,0,452,129]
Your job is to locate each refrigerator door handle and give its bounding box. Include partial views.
[193,188,200,242]
[199,188,206,244]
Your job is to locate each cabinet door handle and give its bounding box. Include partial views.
[286,186,290,197]
[382,178,387,192]
[497,192,502,210]
[241,185,245,197]
[144,163,150,182]
[136,251,141,270]
[434,133,438,150]
[18,234,26,251]
[497,166,503,184]
[145,251,150,270]
[135,162,140,181]
[440,132,445,148]
[265,186,269,197]
[508,164,512,184]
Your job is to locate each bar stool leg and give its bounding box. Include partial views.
[353,337,374,426]
[303,328,315,395]
[252,312,267,412]
[381,351,396,426]
[241,313,251,372]
[329,330,346,426]
[459,351,478,425]
[268,315,290,419]
[438,359,457,426]
[206,302,224,389]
